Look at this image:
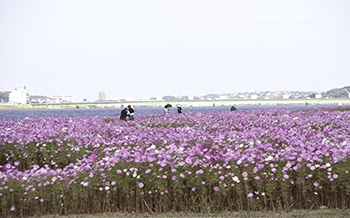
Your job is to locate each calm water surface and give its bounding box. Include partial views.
[0,104,336,120]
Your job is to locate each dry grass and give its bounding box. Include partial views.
[30,209,350,218]
[0,104,33,110]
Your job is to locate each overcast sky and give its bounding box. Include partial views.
[1,0,349,101]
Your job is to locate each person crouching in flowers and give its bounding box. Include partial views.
[120,108,128,121]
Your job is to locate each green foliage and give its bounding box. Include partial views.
[0,91,10,102]
[328,106,350,112]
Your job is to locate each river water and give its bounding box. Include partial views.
[0,103,340,120]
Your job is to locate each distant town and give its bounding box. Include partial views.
[0,85,349,105]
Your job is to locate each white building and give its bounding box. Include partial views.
[283,94,290,99]
[315,93,322,99]
[219,95,228,100]
[52,95,73,103]
[250,94,258,99]
[9,85,28,104]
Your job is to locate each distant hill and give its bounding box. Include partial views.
[324,86,350,98]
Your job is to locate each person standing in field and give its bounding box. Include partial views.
[177,105,182,114]
[120,108,128,120]
[127,105,135,120]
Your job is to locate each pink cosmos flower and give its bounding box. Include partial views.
[196,169,204,175]
[138,182,144,188]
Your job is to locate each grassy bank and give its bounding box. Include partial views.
[0,104,33,110]
[24,98,350,109]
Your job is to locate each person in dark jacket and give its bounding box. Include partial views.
[120,108,128,120]
[127,105,135,120]
[230,105,237,111]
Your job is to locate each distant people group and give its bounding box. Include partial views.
[120,105,135,121]
[164,104,183,114]
[120,104,236,119]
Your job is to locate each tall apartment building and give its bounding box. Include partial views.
[9,85,28,104]
[99,92,106,101]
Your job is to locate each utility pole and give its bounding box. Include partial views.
[344,88,350,98]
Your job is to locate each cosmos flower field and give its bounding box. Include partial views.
[1,108,350,217]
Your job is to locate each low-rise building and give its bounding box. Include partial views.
[52,95,73,103]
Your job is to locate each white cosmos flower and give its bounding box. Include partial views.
[146,144,156,151]
[265,155,273,161]
[232,176,240,183]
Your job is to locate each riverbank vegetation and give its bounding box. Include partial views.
[0,97,347,110]
[1,107,350,217]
